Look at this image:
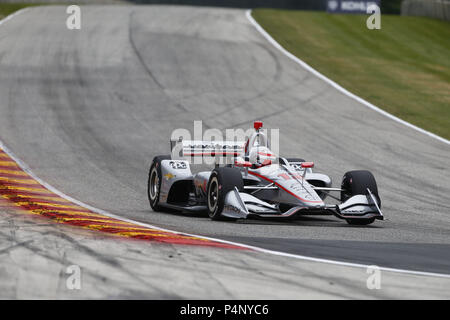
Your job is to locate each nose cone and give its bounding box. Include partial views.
[277,178,324,207]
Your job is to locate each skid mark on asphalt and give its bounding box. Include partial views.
[0,148,241,249]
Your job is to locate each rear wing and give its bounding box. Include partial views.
[170,139,246,163]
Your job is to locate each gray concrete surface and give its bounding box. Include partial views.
[0,5,449,298]
[1,201,449,299]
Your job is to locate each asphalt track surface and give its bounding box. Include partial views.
[0,5,449,278]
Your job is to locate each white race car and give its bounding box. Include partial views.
[148,121,383,225]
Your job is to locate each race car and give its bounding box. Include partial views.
[147,121,383,225]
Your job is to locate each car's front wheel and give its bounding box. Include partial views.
[206,167,243,220]
[341,170,380,226]
[346,217,375,225]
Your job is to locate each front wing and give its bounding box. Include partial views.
[221,188,383,221]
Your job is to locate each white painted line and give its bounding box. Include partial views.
[1,7,449,280]
[245,9,450,146]
[0,7,28,27]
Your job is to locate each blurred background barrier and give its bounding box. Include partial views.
[0,0,404,15]
[401,0,450,21]
[0,0,125,3]
[126,0,327,10]
[126,0,403,14]
[326,0,380,14]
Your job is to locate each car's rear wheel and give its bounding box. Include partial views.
[207,167,243,220]
[341,170,380,226]
[148,155,171,211]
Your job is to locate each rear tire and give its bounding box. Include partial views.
[341,170,379,226]
[148,155,171,211]
[206,167,243,220]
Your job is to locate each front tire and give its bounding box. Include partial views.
[148,155,171,211]
[206,167,243,220]
[341,170,380,226]
[346,218,375,225]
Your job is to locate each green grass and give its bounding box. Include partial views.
[252,10,450,140]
